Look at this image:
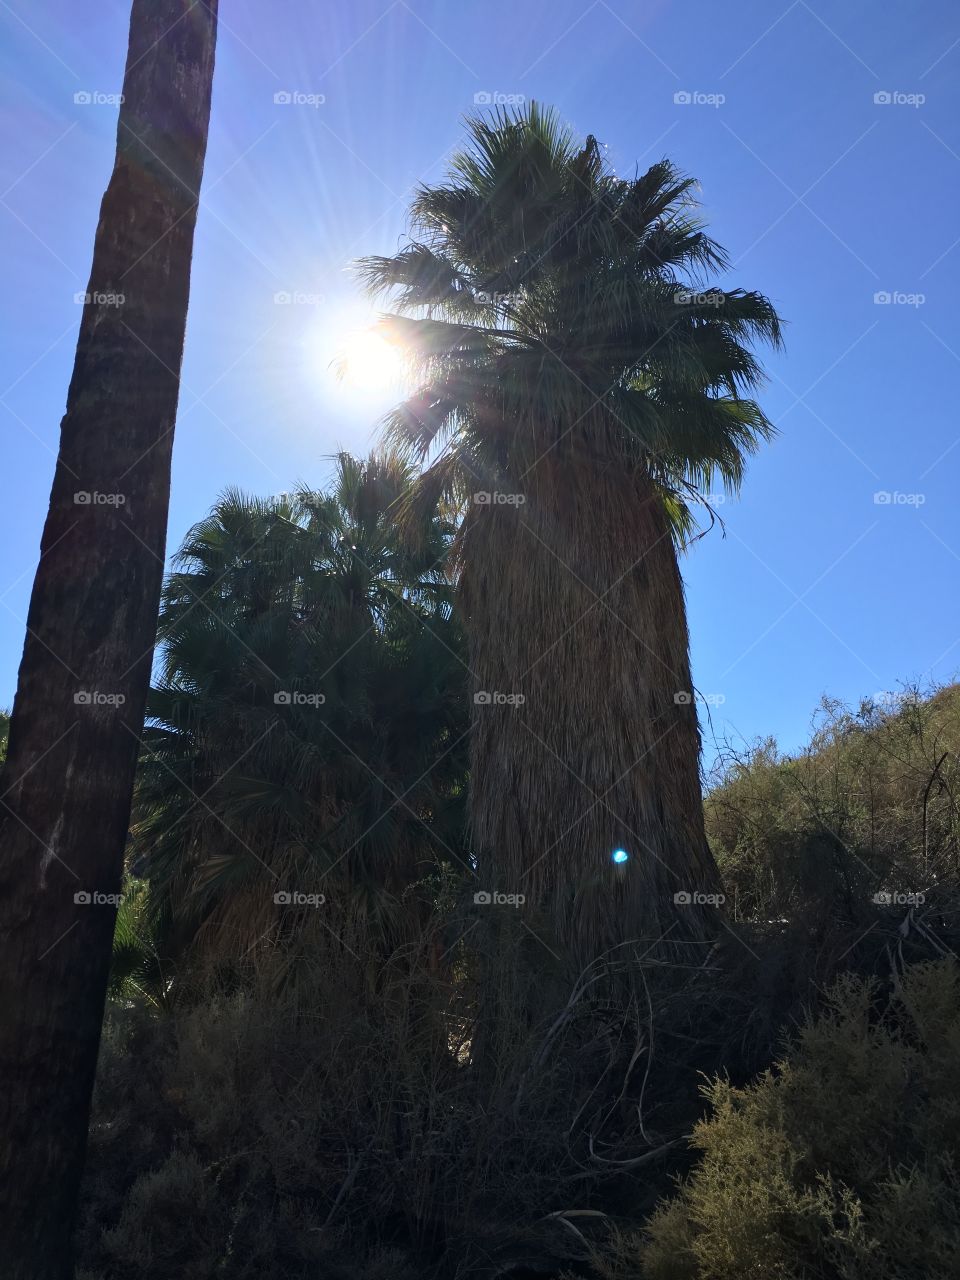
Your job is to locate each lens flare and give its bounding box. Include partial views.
[611,848,629,864]
[337,326,403,391]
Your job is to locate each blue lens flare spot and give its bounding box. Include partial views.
[611,848,629,864]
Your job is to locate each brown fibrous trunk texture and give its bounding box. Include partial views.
[461,438,723,970]
[0,3,218,1275]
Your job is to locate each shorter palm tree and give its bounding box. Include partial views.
[133,453,469,969]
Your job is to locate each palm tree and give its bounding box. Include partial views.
[107,876,171,1012]
[0,3,218,1274]
[134,454,469,969]
[355,104,782,966]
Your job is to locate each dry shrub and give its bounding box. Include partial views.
[707,683,960,931]
[600,958,960,1280]
[80,900,960,1279]
[80,913,698,1279]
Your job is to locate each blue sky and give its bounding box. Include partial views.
[2,0,959,766]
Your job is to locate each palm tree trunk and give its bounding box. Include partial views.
[0,3,217,1274]
[463,449,723,970]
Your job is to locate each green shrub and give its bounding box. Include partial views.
[612,958,960,1280]
[706,685,960,929]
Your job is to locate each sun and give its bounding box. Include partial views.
[302,302,409,410]
[336,325,405,393]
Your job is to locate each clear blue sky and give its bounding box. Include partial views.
[2,0,959,766]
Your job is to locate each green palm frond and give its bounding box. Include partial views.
[131,454,469,968]
[351,101,783,540]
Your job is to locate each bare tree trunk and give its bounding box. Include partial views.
[0,3,218,1274]
[462,448,722,970]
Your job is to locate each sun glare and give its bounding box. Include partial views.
[304,302,409,410]
[336,326,405,393]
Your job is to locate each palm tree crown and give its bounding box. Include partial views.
[356,101,782,534]
[134,453,468,964]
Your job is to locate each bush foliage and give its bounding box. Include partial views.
[706,684,960,931]
[630,958,960,1280]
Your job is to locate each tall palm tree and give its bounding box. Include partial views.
[0,3,218,1274]
[135,454,469,968]
[355,104,782,965]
